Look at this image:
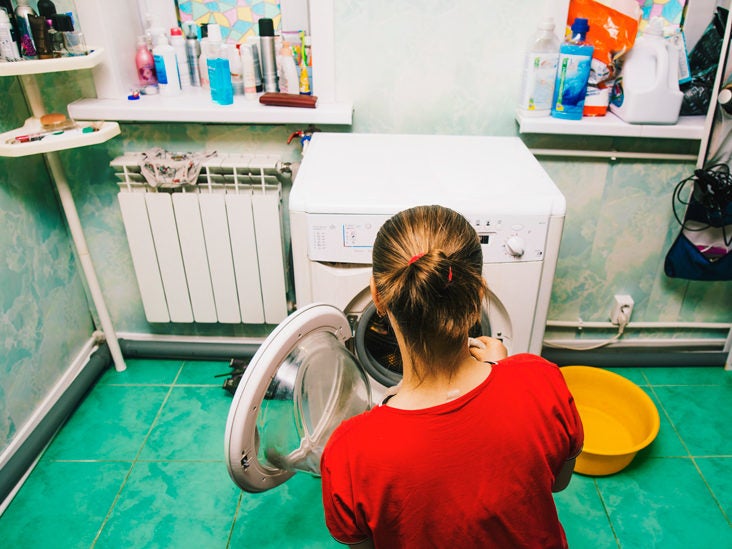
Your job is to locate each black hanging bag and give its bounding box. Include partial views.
[664,164,732,281]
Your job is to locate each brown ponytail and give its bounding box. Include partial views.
[372,205,486,380]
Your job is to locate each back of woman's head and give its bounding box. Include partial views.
[372,205,485,378]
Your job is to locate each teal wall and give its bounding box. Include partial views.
[1,0,731,456]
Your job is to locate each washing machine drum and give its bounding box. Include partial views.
[225,303,372,493]
[353,301,489,388]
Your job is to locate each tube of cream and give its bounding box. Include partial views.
[28,14,52,58]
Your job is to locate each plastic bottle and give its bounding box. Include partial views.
[169,27,191,89]
[517,18,560,117]
[228,43,244,95]
[152,32,181,96]
[184,23,201,87]
[240,43,258,99]
[0,8,20,61]
[551,18,594,120]
[198,24,210,89]
[246,35,264,92]
[14,0,37,58]
[206,24,233,105]
[609,17,684,125]
[135,34,158,88]
[277,42,300,94]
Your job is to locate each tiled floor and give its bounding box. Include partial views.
[0,358,730,548]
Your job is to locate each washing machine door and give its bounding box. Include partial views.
[225,303,372,493]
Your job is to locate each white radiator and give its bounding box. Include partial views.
[111,153,289,325]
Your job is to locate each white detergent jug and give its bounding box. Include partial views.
[610,18,683,124]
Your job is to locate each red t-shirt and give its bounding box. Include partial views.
[320,354,584,548]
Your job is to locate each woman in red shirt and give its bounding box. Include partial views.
[320,205,583,548]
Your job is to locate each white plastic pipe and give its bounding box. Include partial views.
[18,73,125,372]
[44,153,126,372]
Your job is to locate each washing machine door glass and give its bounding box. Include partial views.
[225,303,372,493]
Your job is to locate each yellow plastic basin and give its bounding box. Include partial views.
[560,366,660,476]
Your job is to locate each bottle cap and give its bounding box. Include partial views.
[207,23,222,43]
[258,18,275,37]
[571,18,590,36]
[170,27,182,36]
[538,17,555,32]
[50,13,73,32]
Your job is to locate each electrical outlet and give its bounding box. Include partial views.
[610,294,634,325]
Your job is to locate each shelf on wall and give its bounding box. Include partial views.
[0,118,120,158]
[515,111,706,140]
[68,90,354,125]
[0,49,106,76]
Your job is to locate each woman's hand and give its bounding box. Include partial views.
[469,336,508,363]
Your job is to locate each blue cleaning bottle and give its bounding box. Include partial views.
[551,18,594,120]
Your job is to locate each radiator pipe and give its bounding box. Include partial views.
[118,338,260,361]
[542,348,727,368]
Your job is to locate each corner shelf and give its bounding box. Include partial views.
[68,91,353,125]
[0,48,106,76]
[516,110,706,140]
[0,118,120,158]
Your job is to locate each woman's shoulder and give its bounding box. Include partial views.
[494,353,564,382]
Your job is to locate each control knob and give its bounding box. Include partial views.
[505,236,525,258]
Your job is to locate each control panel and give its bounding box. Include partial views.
[306,212,551,265]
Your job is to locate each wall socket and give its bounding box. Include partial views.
[610,294,634,325]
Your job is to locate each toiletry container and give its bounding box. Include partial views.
[169,27,191,89]
[14,0,37,57]
[518,17,560,117]
[551,18,594,120]
[135,34,158,88]
[152,33,181,96]
[258,18,279,92]
[184,23,201,87]
[278,42,300,94]
[609,17,683,124]
[206,24,233,105]
[0,8,21,61]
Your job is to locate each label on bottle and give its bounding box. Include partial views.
[154,54,168,84]
[551,50,592,120]
[519,52,558,112]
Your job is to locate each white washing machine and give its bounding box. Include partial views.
[225,133,566,493]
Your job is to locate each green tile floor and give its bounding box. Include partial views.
[0,359,730,548]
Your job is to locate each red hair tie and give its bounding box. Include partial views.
[448,266,453,282]
[408,253,425,265]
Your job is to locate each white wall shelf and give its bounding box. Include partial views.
[68,92,353,125]
[516,111,706,140]
[0,118,120,158]
[0,49,106,77]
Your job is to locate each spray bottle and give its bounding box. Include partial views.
[184,22,201,87]
[258,18,278,92]
[551,18,594,120]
